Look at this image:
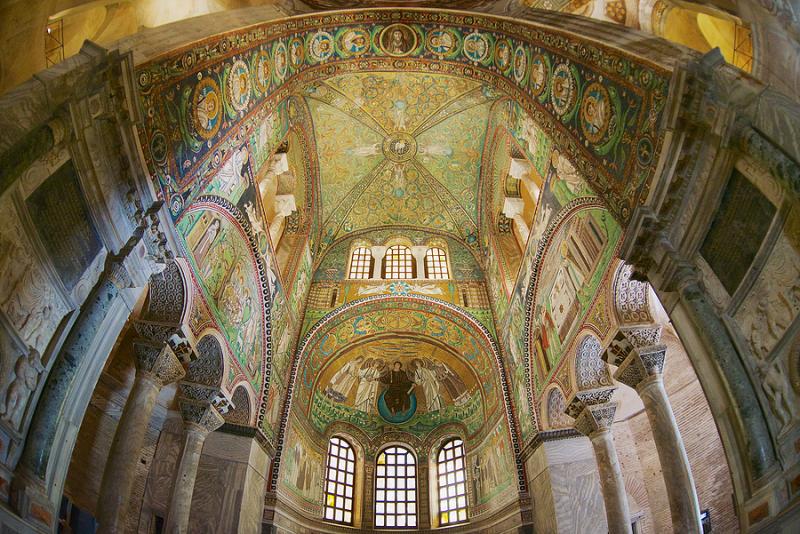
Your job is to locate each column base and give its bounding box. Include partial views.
[9,468,55,531]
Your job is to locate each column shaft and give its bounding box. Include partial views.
[164,425,208,533]
[96,373,161,533]
[639,376,702,533]
[589,428,632,534]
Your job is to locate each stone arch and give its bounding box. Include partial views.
[543,385,573,430]
[185,333,225,388]
[271,295,526,496]
[224,384,253,426]
[133,259,192,342]
[611,261,655,327]
[573,333,613,391]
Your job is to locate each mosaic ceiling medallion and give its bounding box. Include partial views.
[383,132,417,163]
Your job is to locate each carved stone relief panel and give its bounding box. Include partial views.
[735,230,800,360]
[574,335,612,390]
[545,387,573,430]
[613,263,653,326]
[0,194,70,355]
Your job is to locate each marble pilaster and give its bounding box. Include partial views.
[566,388,631,534]
[95,339,185,533]
[604,328,702,533]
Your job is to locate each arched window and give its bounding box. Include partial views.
[348,246,373,279]
[436,438,468,525]
[375,445,417,528]
[424,247,449,279]
[383,245,414,279]
[324,437,356,525]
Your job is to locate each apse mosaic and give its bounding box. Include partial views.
[135,10,671,228]
[310,338,486,438]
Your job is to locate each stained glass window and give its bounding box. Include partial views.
[383,245,414,279]
[375,445,417,528]
[424,247,449,279]
[323,437,355,525]
[437,438,468,525]
[349,246,373,279]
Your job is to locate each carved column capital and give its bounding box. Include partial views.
[178,397,225,434]
[602,326,663,367]
[565,387,618,437]
[133,340,185,386]
[613,345,668,391]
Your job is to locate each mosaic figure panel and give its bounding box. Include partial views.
[312,338,484,437]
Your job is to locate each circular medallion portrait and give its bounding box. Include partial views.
[494,39,513,73]
[338,27,370,57]
[226,59,251,113]
[379,24,417,57]
[513,45,528,83]
[463,32,490,64]
[550,63,577,117]
[254,50,271,93]
[273,41,288,81]
[530,53,548,97]
[192,76,221,140]
[289,37,305,69]
[308,31,334,63]
[580,82,611,143]
[426,28,460,58]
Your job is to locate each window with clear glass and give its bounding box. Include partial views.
[348,247,373,279]
[383,246,414,279]
[424,247,449,279]
[437,438,468,525]
[323,437,355,525]
[375,445,417,528]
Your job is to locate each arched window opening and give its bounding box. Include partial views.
[424,247,449,279]
[375,445,417,528]
[323,436,355,525]
[348,246,374,279]
[383,245,415,279]
[437,438,468,525]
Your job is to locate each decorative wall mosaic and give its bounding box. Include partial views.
[135,10,671,228]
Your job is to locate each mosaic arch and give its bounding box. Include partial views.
[269,294,527,494]
[521,199,619,429]
[135,9,672,230]
[175,198,273,410]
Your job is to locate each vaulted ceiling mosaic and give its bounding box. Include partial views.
[304,72,499,250]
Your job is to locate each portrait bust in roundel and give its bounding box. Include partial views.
[380,24,416,57]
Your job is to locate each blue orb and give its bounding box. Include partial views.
[377,390,417,424]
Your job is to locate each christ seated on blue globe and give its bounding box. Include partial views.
[380,361,414,416]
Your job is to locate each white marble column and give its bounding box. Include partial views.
[96,340,185,533]
[567,388,632,534]
[164,394,225,534]
[370,246,387,279]
[411,246,428,279]
[604,327,702,533]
